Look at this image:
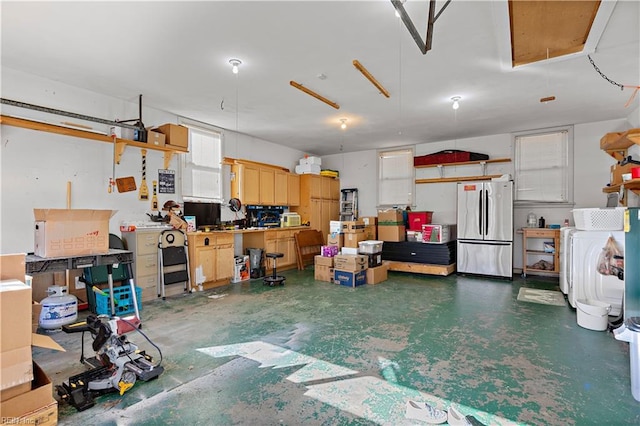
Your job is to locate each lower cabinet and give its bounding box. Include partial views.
[122,229,164,302]
[187,232,234,290]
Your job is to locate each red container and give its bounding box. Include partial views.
[632,167,640,179]
[407,211,433,231]
[413,150,489,166]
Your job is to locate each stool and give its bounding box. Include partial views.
[264,253,285,286]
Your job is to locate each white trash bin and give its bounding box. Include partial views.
[576,299,611,331]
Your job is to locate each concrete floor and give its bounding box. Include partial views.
[33,269,640,425]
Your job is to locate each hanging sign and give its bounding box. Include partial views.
[158,169,175,194]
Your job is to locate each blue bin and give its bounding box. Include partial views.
[95,285,142,316]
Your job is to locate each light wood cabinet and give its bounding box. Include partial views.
[244,229,297,273]
[287,174,300,206]
[298,175,340,242]
[231,163,261,205]
[274,170,288,205]
[260,168,275,205]
[187,232,234,290]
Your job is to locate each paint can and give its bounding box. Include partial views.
[576,299,611,331]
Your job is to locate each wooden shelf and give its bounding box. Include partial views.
[414,157,511,169]
[0,115,188,169]
[600,128,640,160]
[416,175,502,184]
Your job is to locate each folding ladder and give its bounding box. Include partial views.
[157,229,191,299]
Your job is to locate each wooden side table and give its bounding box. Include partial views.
[521,228,560,277]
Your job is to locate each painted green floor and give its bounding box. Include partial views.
[33,269,640,425]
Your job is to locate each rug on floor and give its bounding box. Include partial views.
[517,287,567,307]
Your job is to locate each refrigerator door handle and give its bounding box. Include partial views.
[484,189,489,236]
[478,189,483,235]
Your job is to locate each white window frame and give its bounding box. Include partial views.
[514,125,574,206]
[179,119,223,202]
[377,146,415,208]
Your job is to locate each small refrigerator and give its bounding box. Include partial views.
[614,208,640,401]
[456,181,513,279]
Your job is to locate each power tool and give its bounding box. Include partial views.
[56,315,164,411]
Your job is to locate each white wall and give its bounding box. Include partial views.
[0,69,304,253]
[322,118,636,269]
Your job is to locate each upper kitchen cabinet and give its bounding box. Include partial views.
[288,174,300,206]
[260,168,275,205]
[229,159,299,206]
[231,163,261,205]
[274,170,288,205]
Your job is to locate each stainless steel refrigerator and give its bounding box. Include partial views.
[456,181,513,279]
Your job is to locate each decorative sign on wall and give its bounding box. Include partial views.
[158,169,175,194]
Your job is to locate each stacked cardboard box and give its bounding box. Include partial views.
[327,233,344,250]
[314,255,334,282]
[342,219,368,248]
[377,209,406,242]
[333,254,368,287]
[0,254,64,425]
[358,240,387,284]
[361,217,377,240]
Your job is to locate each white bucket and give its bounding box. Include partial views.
[576,299,611,331]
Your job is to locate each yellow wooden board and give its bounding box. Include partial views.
[385,261,455,276]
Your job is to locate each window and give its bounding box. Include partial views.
[514,126,573,203]
[180,121,223,202]
[378,147,414,207]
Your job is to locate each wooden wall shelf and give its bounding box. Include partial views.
[0,115,188,169]
[414,157,511,169]
[600,128,640,160]
[416,175,503,184]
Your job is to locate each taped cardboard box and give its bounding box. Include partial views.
[327,233,344,249]
[0,279,32,391]
[314,265,333,282]
[0,361,57,423]
[34,209,115,258]
[314,255,334,267]
[334,269,366,287]
[154,123,188,148]
[146,130,165,147]
[333,254,367,272]
[377,209,403,223]
[343,232,368,249]
[378,225,406,242]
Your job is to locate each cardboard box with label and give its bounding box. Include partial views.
[333,254,367,272]
[343,232,368,248]
[377,209,404,224]
[421,224,457,244]
[146,130,166,147]
[314,255,334,267]
[327,233,344,249]
[314,265,334,282]
[0,361,57,423]
[154,123,189,148]
[334,269,367,287]
[34,209,115,258]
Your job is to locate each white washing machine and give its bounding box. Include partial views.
[568,230,625,316]
[559,226,577,295]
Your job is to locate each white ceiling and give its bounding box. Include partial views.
[1,1,639,156]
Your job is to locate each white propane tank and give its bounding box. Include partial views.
[39,286,78,330]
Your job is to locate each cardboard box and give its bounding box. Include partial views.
[363,225,377,240]
[611,162,636,185]
[334,269,366,287]
[0,362,56,420]
[6,401,58,426]
[314,265,334,282]
[154,123,189,148]
[378,225,406,242]
[343,232,368,248]
[34,209,114,258]
[333,254,367,272]
[32,301,42,333]
[314,255,334,267]
[231,255,250,283]
[329,221,344,234]
[146,130,166,147]
[377,209,404,224]
[1,279,33,391]
[327,233,344,249]
[421,224,456,244]
[342,220,365,233]
[406,230,423,242]
[366,264,388,285]
[361,216,378,226]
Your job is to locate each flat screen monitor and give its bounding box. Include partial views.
[182,202,221,229]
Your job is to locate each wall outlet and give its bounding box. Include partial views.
[75,276,85,290]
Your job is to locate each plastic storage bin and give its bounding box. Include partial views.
[572,207,625,231]
[358,240,384,254]
[93,285,142,316]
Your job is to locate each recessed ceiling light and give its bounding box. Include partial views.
[451,96,461,110]
[229,59,242,74]
[340,118,347,130]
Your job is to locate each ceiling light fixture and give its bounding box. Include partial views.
[229,59,242,74]
[340,118,347,130]
[451,96,461,110]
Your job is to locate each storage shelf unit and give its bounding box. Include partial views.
[600,128,640,205]
[415,158,511,184]
[0,115,188,169]
[521,228,560,278]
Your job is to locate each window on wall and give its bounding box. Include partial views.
[514,126,573,203]
[378,147,414,207]
[180,121,223,202]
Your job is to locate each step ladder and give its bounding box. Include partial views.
[340,188,358,221]
[157,229,191,300]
